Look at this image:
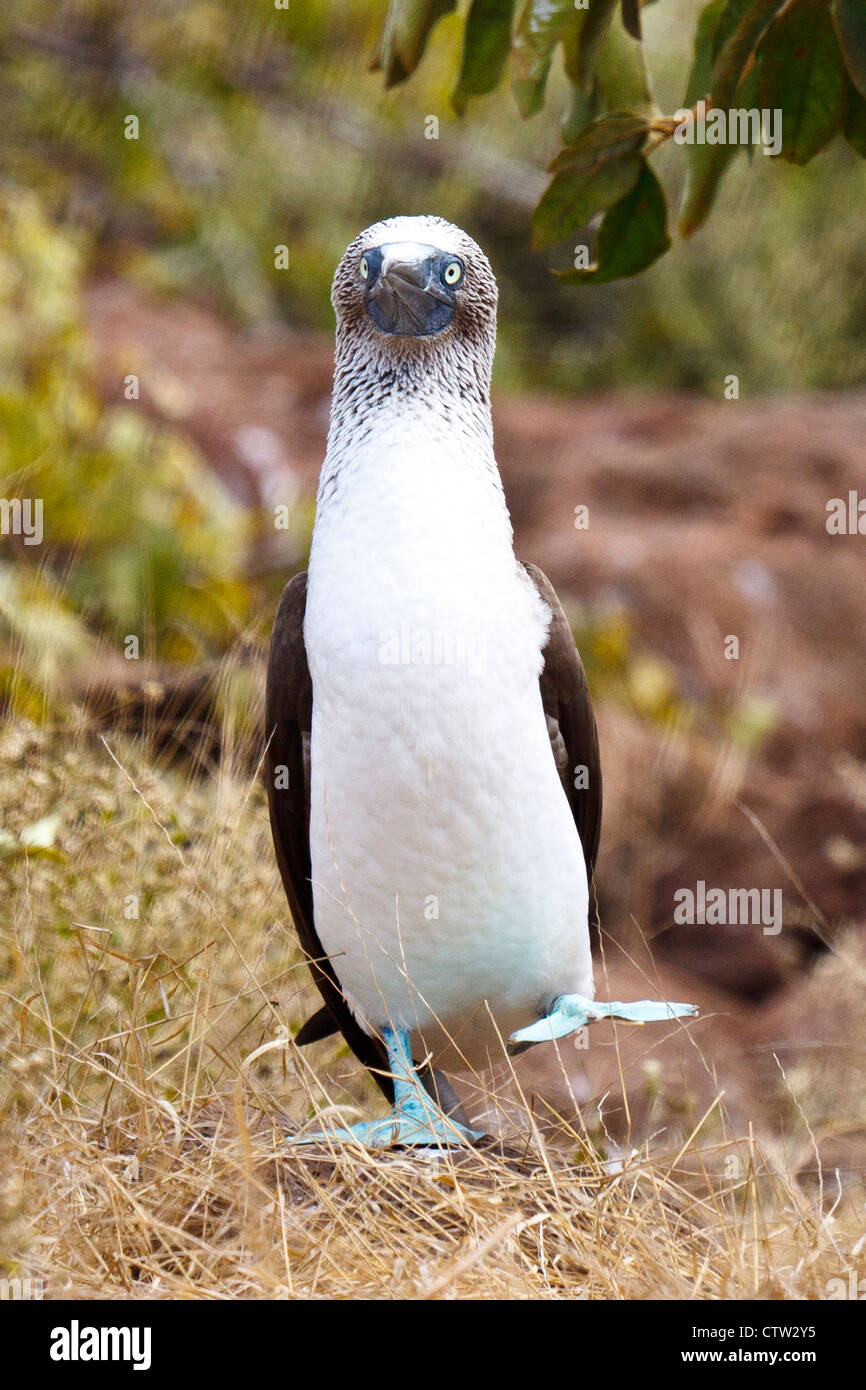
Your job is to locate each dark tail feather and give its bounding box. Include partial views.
[294,1005,338,1047]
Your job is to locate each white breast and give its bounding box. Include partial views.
[304,409,592,1070]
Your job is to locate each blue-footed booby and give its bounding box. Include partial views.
[266,215,696,1148]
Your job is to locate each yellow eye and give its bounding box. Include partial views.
[444,261,463,285]
[360,256,369,281]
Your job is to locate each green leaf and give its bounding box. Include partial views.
[560,8,594,140]
[561,80,603,144]
[678,3,751,237]
[710,0,786,112]
[844,79,866,155]
[684,0,727,105]
[557,160,670,283]
[561,6,657,145]
[758,0,848,165]
[511,0,577,118]
[562,6,591,84]
[595,10,658,116]
[833,0,866,98]
[453,0,517,113]
[532,150,642,247]
[710,0,770,62]
[373,0,457,88]
[575,0,618,89]
[550,112,651,173]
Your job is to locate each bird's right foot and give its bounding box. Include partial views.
[508,992,698,1054]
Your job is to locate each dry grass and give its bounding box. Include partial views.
[1,715,863,1300]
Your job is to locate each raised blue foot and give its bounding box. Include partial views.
[288,1026,483,1150]
[508,992,698,1054]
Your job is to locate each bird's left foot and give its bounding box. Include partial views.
[508,993,698,1054]
[286,1026,483,1150]
[291,1102,482,1151]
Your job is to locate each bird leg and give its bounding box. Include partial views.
[507,993,698,1055]
[288,1025,483,1149]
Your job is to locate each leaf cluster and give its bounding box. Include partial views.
[375,0,866,281]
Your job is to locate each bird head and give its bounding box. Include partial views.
[331,216,498,372]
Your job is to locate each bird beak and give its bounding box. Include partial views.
[365,242,457,338]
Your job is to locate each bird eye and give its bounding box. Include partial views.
[359,256,369,281]
[443,260,463,286]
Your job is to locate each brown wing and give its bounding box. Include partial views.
[265,573,391,1099]
[522,562,602,934]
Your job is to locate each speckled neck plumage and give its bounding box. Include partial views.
[321,344,498,505]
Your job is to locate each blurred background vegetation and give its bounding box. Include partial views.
[2,0,866,693]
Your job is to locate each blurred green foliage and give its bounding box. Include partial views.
[0,0,860,729]
[375,0,866,307]
[0,187,254,714]
[0,0,865,394]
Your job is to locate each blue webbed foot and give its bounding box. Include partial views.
[294,1107,482,1151]
[508,992,698,1054]
[287,1026,483,1150]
